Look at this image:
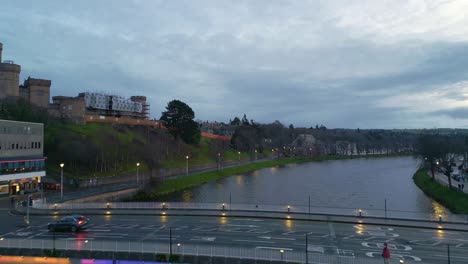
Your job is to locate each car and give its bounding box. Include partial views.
[48,215,90,232]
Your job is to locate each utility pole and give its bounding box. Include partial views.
[305,233,308,264]
[169,227,173,259]
[447,244,451,264]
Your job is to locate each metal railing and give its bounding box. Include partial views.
[31,201,468,224]
[0,237,398,264]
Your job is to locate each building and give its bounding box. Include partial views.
[0,43,52,107]
[0,42,151,123]
[51,92,149,123]
[0,119,46,195]
[19,77,52,108]
[0,43,21,99]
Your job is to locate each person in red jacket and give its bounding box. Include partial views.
[382,242,391,263]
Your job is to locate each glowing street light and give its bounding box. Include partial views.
[60,163,64,201]
[136,162,140,185]
[186,156,189,176]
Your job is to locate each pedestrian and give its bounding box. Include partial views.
[10,196,15,208]
[382,242,391,264]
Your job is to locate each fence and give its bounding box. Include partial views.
[0,237,398,264]
[32,201,468,224]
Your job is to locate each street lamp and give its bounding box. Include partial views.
[217,153,221,170]
[255,149,257,160]
[238,151,241,163]
[60,163,64,201]
[136,162,140,185]
[185,156,189,176]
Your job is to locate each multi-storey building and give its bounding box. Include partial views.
[0,119,46,195]
[51,92,149,123]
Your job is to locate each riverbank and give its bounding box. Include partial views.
[136,153,408,200]
[413,169,468,214]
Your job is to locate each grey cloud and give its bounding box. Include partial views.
[2,1,468,128]
[431,108,468,120]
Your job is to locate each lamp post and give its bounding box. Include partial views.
[238,151,241,164]
[60,163,64,201]
[217,153,221,170]
[185,156,189,176]
[136,162,140,186]
[255,149,257,160]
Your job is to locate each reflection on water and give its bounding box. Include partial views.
[167,157,452,216]
[436,229,445,240]
[182,190,193,202]
[431,201,449,221]
[235,175,244,185]
[219,216,228,225]
[284,219,294,230]
[160,214,168,223]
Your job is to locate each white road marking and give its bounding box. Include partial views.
[421,230,461,234]
[434,254,468,259]
[362,242,412,251]
[258,236,295,241]
[86,229,111,232]
[232,218,264,222]
[190,236,216,242]
[327,222,336,239]
[366,252,421,261]
[256,246,293,251]
[62,237,95,240]
[225,224,259,228]
[233,239,275,244]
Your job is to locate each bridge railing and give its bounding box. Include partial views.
[0,237,398,264]
[31,201,468,223]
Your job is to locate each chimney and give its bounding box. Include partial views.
[0,43,3,63]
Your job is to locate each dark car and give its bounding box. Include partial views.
[48,215,90,232]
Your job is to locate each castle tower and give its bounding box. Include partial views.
[0,43,21,99]
[21,77,51,108]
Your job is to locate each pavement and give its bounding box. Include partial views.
[434,170,467,193]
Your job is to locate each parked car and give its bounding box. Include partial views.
[48,215,90,232]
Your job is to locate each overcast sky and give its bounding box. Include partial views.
[1,0,468,129]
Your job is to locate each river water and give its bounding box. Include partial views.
[167,156,452,218]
